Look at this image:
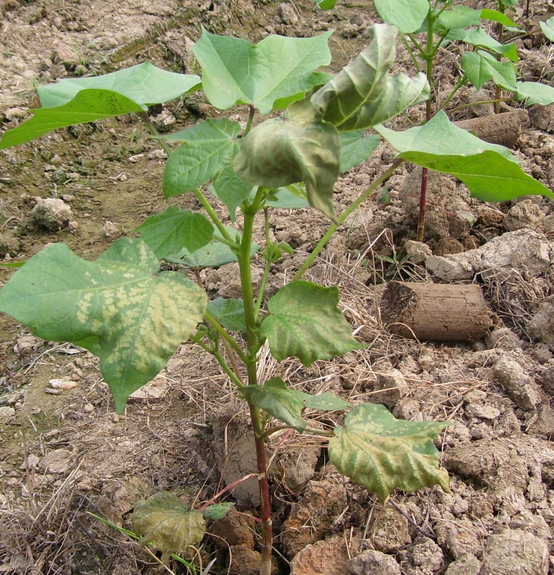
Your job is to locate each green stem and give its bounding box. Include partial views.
[438,75,468,112]
[448,97,513,114]
[138,111,173,156]
[192,188,234,243]
[244,104,256,136]
[293,159,404,281]
[212,233,241,249]
[407,33,426,59]
[213,349,246,390]
[400,32,421,72]
[254,209,272,322]
[204,311,249,364]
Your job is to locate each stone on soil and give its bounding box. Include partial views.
[399,537,445,575]
[493,357,541,410]
[348,549,401,575]
[503,199,546,232]
[371,504,411,553]
[444,555,482,575]
[290,535,352,575]
[30,197,74,231]
[527,300,554,350]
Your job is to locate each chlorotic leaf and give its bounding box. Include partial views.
[299,392,350,411]
[514,81,554,106]
[0,89,145,150]
[132,492,206,554]
[234,117,340,220]
[207,298,246,332]
[163,118,241,198]
[242,378,307,431]
[328,403,452,502]
[202,502,235,520]
[193,29,332,113]
[0,239,207,412]
[374,0,429,32]
[260,281,365,366]
[340,131,381,172]
[38,62,201,108]
[136,206,213,259]
[311,24,430,131]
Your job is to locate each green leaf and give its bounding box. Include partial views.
[447,27,518,62]
[38,62,201,108]
[314,0,338,9]
[374,0,429,32]
[212,149,253,221]
[163,119,241,198]
[234,117,340,221]
[192,29,332,114]
[377,112,554,202]
[479,8,518,27]
[340,131,381,172]
[328,403,452,502]
[207,298,246,331]
[438,6,481,30]
[461,51,516,90]
[0,261,25,268]
[0,239,207,412]
[202,502,235,520]
[311,24,430,131]
[0,89,145,150]
[260,281,365,366]
[266,184,310,209]
[242,377,307,431]
[299,392,350,411]
[540,17,554,42]
[514,81,554,106]
[132,492,206,554]
[135,206,213,259]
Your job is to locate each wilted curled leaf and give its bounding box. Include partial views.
[234,118,340,221]
[329,403,452,502]
[132,491,206,554]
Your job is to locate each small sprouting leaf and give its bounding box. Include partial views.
[0,89,145,150]
[514,81,554,106]
[136,206,213,259]
[540,17,554,42]
[163,118,241,198]
[260,281,365,366]
[328,403,452,502]
[377,111,554,202]
[447,27,518,62]
[340,131,381,172]
[461,51,516,90]
[311,24,430,131]
[242,377,307,431]
[207,298,246,331]
[234,117,340,221]
[38,62,201,108]
[0,239,207,412]
[202,502,235,520]
[373,0,429,32]
[132,492,206,554]
[192,29,332,113]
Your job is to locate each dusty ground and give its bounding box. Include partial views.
[1,0,554,574]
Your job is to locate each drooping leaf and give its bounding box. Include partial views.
[163,118,241,198]
[132,492,206,554]
[340,131,381,172]
[38,62,201,108]
[0,89,145,150]
[0,239,207,412]
[234,117,340,221]
[461,51,516,90]
[212,148,253,221]
[514,81,554,106]
[207,298,246,331]
[135,206,213,259]
[202,502,235,520]
[242,378,307,431]
[373,0,429,32]
[311,24,430,131]
[260,281,365,366]
[192,29,333,113]
[376,112,554,202]
[540,17,554,42]
[447,27,519,62]
[328,403,452,502]
[479,8,518,27]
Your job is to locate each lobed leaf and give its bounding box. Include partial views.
[461,51,516,90]
[311,24,430,131]
[374,0,429,32]
[207,298,246,332]
[234,118,340,220]
[447,27,519,62]
[135,206,213,259]
[192,29,332,114]
[328,403,452,502]
[0,239,207,412]
[132,492,206,554]
[260,281,365,366]
[0,89,144,150]
[163,118,241,198]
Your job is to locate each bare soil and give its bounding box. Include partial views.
[1,1,554,574]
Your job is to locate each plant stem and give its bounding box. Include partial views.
[416,167,429,242]
[193,188,234,243]
[138,111,173,156]
[198,473,258,512]
[400,32,421,72]
[244,104,256,136]
[438,75,468,112]
[293,159,404,281]
[204,311,249,364]
[254,209,272,322]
